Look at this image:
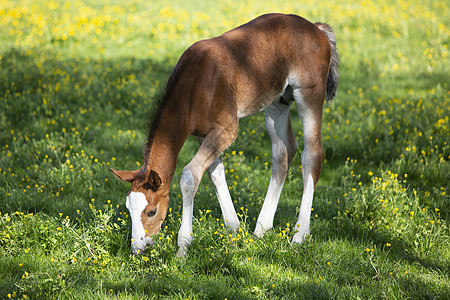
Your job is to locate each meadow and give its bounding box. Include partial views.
[0,0,449,299]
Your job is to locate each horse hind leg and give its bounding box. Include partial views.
[254,101,297,238]
[292,87,325,244]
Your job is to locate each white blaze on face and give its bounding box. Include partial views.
[126,192,153,254]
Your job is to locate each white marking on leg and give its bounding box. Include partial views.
[254,174,284,237]
[208,158,240,231]
[126,192,154,254]
[177,167,196,256]
[292,173,314,243]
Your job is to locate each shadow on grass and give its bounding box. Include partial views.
[0,47,175,217]
[65,258,335,299]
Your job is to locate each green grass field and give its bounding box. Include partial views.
[1,0,449,299]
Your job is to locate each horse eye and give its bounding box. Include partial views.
[147,209,157,218]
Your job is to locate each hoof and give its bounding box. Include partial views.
[176,246,188,258]
[291,229,310,244]
[253,222,272,238]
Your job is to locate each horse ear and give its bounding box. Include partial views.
[110,168,140,182]
[147,170,162,191]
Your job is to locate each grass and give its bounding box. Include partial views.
[1,0,449,299]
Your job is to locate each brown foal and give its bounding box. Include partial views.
[111,13,339,255]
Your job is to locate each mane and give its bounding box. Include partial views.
[144,56,190,163]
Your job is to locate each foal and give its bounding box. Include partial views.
[111,13,339,255]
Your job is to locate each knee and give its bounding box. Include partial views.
[180,167,196,197]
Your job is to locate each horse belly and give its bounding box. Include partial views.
[237,79,289,119]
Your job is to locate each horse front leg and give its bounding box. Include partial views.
[177,123,238,257]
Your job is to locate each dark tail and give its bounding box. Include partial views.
[316,23,339,101]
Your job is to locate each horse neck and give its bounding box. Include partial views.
[142,107,189,185]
